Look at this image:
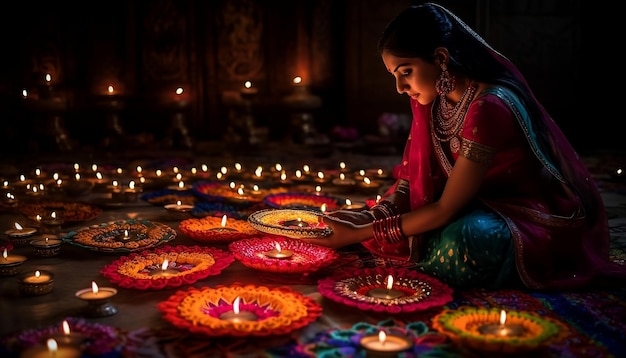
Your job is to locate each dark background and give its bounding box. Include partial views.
[0,0,611,159]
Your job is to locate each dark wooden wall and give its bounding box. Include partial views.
[1,0,605,157]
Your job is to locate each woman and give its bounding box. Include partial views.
[307,3,626,290]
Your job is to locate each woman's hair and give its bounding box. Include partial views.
[377,3,527,109]
[378,3,598,221]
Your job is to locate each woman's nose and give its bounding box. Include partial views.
[396,79,407,94]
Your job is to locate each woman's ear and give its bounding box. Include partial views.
[433,47,449,66]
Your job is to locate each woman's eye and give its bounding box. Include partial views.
[400,70,411,77]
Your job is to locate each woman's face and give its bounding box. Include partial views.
[381,51,439,105]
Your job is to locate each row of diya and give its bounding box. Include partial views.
[1,160,392,198]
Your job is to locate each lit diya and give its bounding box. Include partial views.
[75,281,118,317]
[432,306,568,354]
[18,270,54,296]
[6,222,37,246]
[0,248,27,276]
[359,330,414,357]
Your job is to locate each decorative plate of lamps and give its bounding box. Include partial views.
[228,236,339,274]
[247,209,332,239]
[317,266,454,314]
[61,219,176,253]
[100,244,234,290]
[157,283,322,337]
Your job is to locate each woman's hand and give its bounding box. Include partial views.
[325,209,374,225]
[303,214,371,249]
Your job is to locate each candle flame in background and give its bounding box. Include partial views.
[339,162,346,170]
[2,249,7,259]
[275,163,282,171]
[255,166,263,177]
[52,172,59,180]
[253,184,259,191]
[46,338,58,353]
[237,187,244,196]
[91,164,97,172]
[56,179,62,186]
[51,211,57,219]
[19,174,26,182]
[315,186,322,193]
[295,170,302,178]
[320,203,327,213]
[229,182,236,189]
[14,222,23,230]
[136,165,142,174]
[275,243,282,252]
[129,180,136,190]
[378,330,387,345]
[91,281,99,294]
[155,169,162,177]
[178,181,185,189]
[339,173,346,180]
[161,260,169,270]
[500,309,507,325]
[176,87,184,95]
[96,172,103,180]
[280,172,287,181]
[123,230,129,239]
[363,177,371,185]
[293,76,302,85]
[45,73,52,84]
[376,195,382,203]
[112,180,119,188]
[75,173,81,180]
[221,166,228,175]
[359,169,366,176]
[176,200,182,206]
[74,163,80,171]
[317,171,324,179]
[34,270,41,278]
[107,85,114,94]
[386,275,394,290]
[233,296,241,314]
[116,167,123,174]
[345,198,352,206]
[221,215,228,227]
[62,320,70,335]
[378,169,384,176]
[173,167,180,174]
[22,89,28,98]
[234,162,242,171]
[244,81,253,89]
[35,168,41,176]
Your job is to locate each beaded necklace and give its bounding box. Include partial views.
[433,82,477,143]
